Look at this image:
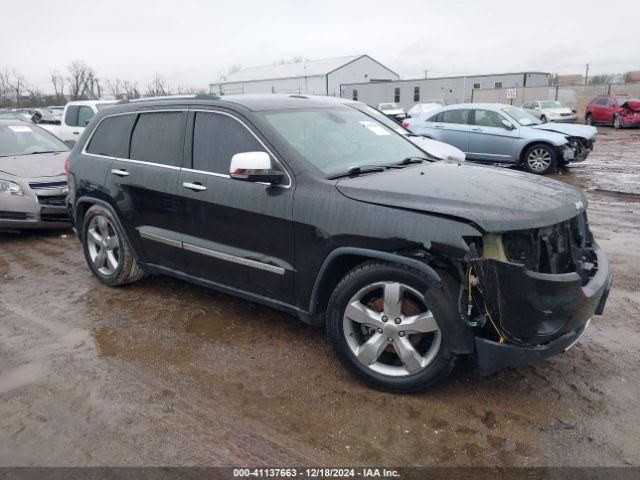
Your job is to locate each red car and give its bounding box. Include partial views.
[585,94,640,128]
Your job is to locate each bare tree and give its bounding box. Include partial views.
[67,61,95,100]
[105,78,121,99]
[145,73,169,97]
[50,70,66,102]
[0,70,10,107]
[122,80,140,99]
[219,64,242,81]
[6,69,27,107]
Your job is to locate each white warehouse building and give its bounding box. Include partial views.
[209,55,399,97]
[341,72,552,111]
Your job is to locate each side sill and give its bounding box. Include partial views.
[143,263,322,327]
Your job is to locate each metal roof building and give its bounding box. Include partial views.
[341,72,551,110]
[209,55,399,97]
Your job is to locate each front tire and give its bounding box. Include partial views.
[81,205,145,286]
[586,114,594,126]
[522,143,558,175]
[613,114,623,129]
[540,115,547,123]
[326,262,456,393]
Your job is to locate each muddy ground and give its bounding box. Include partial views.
[0,128,638,467]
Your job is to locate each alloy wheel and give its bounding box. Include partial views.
[526,148,552,172]
[342,282,441,377]
[86,215,120,276]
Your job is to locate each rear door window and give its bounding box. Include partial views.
[130,111,186,167]
[440,109,470,125]
[86,114,136,158]
[192,112,265,174]
[64,105,79,126]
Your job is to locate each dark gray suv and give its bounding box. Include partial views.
[67,95,611,392]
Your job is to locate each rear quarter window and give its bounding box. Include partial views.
[130,111,186,167]
[86,114,136,158]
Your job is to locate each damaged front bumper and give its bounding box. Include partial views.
[471,247,611,375]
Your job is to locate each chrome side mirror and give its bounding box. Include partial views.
[229,151,284,184]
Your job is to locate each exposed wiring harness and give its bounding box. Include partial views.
[467,265,506,344]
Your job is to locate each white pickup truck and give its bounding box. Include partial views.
[40,100,117,144]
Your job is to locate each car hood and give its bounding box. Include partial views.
[0,152,67,178]
[621,100,640,112]
[336,162,586,232]
[529,122,597,139]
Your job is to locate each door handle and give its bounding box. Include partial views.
[433,124,444,128]
[182,181,207,192]
[110,169,130,177]
[73,131,80,135]
[471,127,482,132]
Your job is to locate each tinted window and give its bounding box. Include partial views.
[193,112,265,174]
[413,86,420,102]
[473,109,505,128]
[394,88,400,103]
[130,112,185,166]
[440,109,470,125]
[352,89,358,101]
[596,98,610,105]
[64,105,79,126]
[78,106,95,126]
[86,114,136,157]
[494,82,503,88]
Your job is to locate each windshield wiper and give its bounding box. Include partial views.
[327,165,386,179]
[396,156,425,165]
[28,150,65,154]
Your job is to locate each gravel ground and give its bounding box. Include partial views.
[0,127,638,467]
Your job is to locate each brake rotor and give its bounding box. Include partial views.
[367,294,424,351]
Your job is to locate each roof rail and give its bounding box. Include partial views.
[116,94,220,105]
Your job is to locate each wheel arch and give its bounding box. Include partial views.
[308,247,442,316]
[518,140,561,165]
[75,196,141,264]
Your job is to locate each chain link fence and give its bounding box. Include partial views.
[471,83,640,122]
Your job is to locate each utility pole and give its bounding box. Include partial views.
[584,63,590,85]
[424,69,428,79]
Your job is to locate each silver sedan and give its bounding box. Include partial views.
[0,120,71,229]
[522,100,577,123]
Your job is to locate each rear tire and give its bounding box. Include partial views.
[522,143,558,175]
[326,261,456,393]
[540,115,547,123]
[81,205,145,286]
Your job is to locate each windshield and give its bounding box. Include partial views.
[540,101,563,109]
[355,104,409,135]
[378,103,399,111]
[262,107,427,176]
[501,106,542,126]
[0,124,70,157]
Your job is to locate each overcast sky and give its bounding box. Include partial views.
[2,0,638,93]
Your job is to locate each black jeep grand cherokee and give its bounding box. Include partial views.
[67,95,611,392]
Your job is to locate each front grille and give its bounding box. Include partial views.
[503,212,597,284]
[0,211,28,220]
[37,194,67,207]
[29,181,67,190]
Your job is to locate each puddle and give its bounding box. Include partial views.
[0,363,48,394]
